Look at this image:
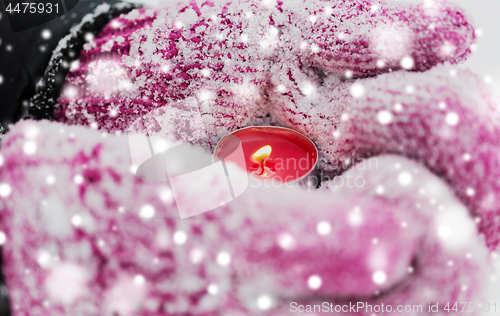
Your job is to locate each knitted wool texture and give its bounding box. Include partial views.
[2,0,500,315]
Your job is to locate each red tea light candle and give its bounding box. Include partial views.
[214,126,318,184]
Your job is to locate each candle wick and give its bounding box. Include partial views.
[258,160,265,176]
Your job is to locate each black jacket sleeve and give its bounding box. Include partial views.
[0,0,137,132]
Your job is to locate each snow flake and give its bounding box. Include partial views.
[139,204,155,219]
[37,250,53,268]
[207,283,218,295]
[277,233,295,250]
[350,83,365,98]
[375,185,384,194]
[372,271,387,285]
[300,82,315,96]
[441,41,456,56]
[173,230,187,245]
[71,214,83,227]
[23,141,37,155]
[398,171,412,186]
[133,274,145,285]
[307,275,322,290]
[24,125,40,139]
[344,70,353,79]
[129,164,138,174]
[317,221,331,235]
[376,60,385,68]
[269,27,279,36]
[405,85,415,94]
[84,32,94,42]
[276,84,287,93]
[46,175,56,185]
[400,56,414,70]
[111,20,122,29]
[41,29,52,40]
[0,231,6,245]
[376,110,393,125]
[159,186,173,203]
[70,60,80,71]
[445,112,459,126]
[217,251,231,266]
[63,85,78,98]
[348,209,363,227]
[256,295,272,310]
[74,174,84,184]
[199,90,214,101]
[466,188,475,196]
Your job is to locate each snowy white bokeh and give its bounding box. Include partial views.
[372,22,412,62]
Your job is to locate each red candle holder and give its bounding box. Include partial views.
[213,126,319,186]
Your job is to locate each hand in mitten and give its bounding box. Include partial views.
[0,120,492,315]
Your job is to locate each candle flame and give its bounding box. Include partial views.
[252,145,272,161]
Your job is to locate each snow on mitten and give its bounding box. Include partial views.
[48,0,475,140]
[0,120,492,315]
[280,0,475,77]
[333,66,500,250]
[268,63,500,250]
[54,1,278,140]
